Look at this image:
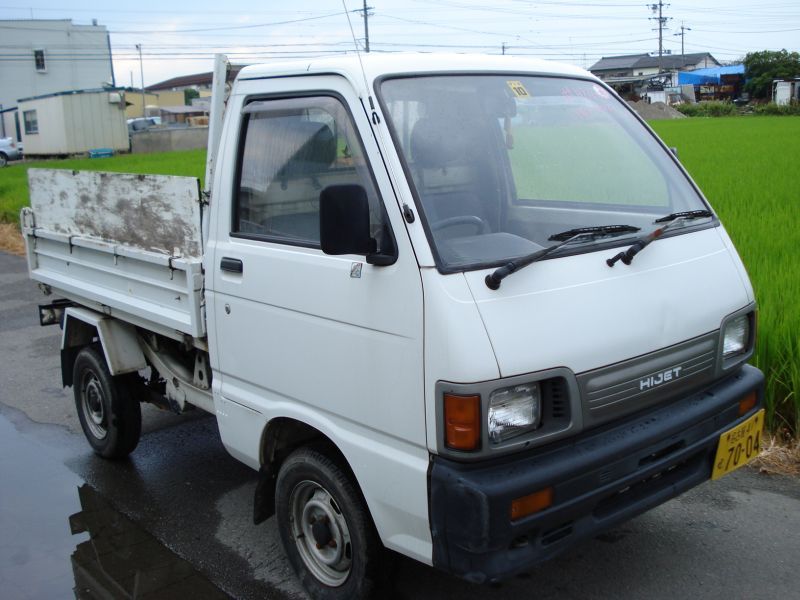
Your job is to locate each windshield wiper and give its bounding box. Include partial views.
[606,209,714,267]
[486,227,638,290]
[548,224,640,242]
[654,209,713,223]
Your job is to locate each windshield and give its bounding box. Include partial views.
[379,75,711,271]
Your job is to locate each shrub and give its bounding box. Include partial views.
[753,102,800,116]
[676,101,738,117]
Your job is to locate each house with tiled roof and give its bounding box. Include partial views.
[145,66,246,109]
[589,52,720,81]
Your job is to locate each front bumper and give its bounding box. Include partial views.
[429,364,764,583]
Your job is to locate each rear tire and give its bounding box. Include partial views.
[275,446,383,600]
[0,152,7,167]
[73,346,141,459]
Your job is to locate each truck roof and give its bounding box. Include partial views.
[236,53,594,94]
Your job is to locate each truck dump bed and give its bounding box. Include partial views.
[22,169,206,339]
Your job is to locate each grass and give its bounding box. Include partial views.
[0,149,206,223]
[1,118,798,438]
[650,117,800,439]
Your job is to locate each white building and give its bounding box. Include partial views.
[0,19,114,141]
[19,89,128,156]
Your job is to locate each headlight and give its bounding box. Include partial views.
[722,314,749,357]
[488,383,541,444]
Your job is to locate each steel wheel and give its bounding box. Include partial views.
[276,446,384,599]
[80,371,108,440]
[290,480,353,587]
[72,345,141,459]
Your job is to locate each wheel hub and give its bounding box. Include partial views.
[290,481,352,586]
[81,373,107,440]
[311,516,334,548]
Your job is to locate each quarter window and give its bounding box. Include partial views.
[23,110,38,134]
[234,96,392,254]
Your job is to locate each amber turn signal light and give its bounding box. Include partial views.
[738,392,757,416]
[444,393,480,451]
[511,487,554,521]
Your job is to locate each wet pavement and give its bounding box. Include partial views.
[0,412,87,599]
[0,412,230,599]
[2,248,800,600]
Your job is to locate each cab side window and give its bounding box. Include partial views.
[234,95,393,255]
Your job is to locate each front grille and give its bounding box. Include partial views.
[577,332,719,428]
[542,377,569,420]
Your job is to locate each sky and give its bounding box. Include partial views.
[1,0,798,87]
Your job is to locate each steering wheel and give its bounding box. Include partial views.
[430,215,490,235]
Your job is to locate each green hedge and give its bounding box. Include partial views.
[676,101,800,117]
[675,101,738,117]
[752,102,800,116]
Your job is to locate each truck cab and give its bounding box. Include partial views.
[205,53,762,589]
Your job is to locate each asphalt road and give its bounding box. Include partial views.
[1,249,799,600]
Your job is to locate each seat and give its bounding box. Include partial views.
[409,116,490,236]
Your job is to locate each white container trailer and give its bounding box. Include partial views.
[23,54,765,599]
[18,88,128,156]
[773,79,800,106]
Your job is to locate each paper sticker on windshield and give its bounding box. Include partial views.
[507,80,530,98]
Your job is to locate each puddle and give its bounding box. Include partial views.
[71,484,230,599]
[0,414,230,600]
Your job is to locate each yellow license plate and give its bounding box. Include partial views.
[711,408,764,480]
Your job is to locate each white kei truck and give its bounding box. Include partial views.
[22,54,765,599]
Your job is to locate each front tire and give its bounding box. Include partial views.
[73,346,141,459]
[275,446,383,600]
[0,152,7,167]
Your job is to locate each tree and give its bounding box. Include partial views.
[184,88,200,105]
[743,49,800,99]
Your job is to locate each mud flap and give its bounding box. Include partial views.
[253,463,277,524]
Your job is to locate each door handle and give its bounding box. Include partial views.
[220,257,243,273]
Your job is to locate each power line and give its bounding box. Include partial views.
[110,11,346,34]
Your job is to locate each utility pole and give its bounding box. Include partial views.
[135,44,146,117]
[674,22,691,63]
[502,42,507,55]
[649,2,671,72]
[359,1,373,53]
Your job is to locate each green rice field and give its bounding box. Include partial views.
[1,116,798,437]
[650,117,800,439]
[0,149,206,223]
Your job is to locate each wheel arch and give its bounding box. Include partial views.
[253,416,364,525]
[61,307,147,387]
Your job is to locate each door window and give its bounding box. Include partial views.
[234,95,392,254]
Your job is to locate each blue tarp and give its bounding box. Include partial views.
[678,64,745,85]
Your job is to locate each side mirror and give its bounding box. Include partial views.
[320,184,374,256]
[320,185,396,266]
